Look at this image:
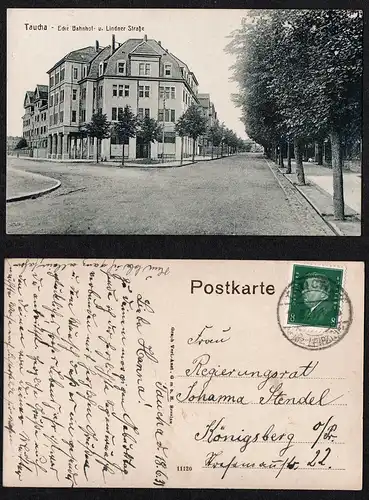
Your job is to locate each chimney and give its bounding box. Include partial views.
[158,40,161,46]
[143,34,147,42]
[111,34,116,55]
[95,40,99,52]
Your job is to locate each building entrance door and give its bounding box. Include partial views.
[136,137,149,159]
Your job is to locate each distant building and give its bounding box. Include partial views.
[22,85,49,156]
[197,93,218,156]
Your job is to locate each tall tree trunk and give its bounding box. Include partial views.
[274,144,279,164]
[96,138,99,164]
[286,140,292,174]
[294,137,305,185]
[192,137,196,163]
[121,139,125,166]
[279,141,284,168]
[211,143,214,160]
[315,141,323,165]
[180,136,184,166]
[330,130,345,220]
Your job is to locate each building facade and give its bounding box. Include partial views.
[197,93,218,155]
[22,85,49,156]
[22,35,218,161]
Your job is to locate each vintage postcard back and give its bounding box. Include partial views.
[3,259,364,489]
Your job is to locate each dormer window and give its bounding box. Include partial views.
[139,63,151,76]
[99,62,104,76]
[117,61,126,75]
[164,64,172,76]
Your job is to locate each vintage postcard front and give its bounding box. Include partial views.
[6,9,362,236]
[3,259,364,489]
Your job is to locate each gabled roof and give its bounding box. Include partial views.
[35,84,48,100]
[87,45,112,78]
[129,40,162,57]
[48,46,103,73]
[24,91,35,107]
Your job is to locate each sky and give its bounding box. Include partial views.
[7,8,250,138]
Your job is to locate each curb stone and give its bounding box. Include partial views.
[7,179,61,202]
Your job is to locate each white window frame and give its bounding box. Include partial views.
[139,63,145,76]
[164,63,172,76]
[144,85,150,98]
[99,63,104,76]
[73,67,78,80]
[117,60,126,75]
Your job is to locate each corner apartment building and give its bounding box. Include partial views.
[43,34,203,160]
[22,85,49,156]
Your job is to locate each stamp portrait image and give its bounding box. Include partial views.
[278,265,352,351]
[6,9,363,235]
[288,265,343,328]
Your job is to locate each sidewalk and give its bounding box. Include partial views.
[11,153,225,168]
[7,168,61,202]
[280,161,361,236]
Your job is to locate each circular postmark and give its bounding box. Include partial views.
[277,275,353,351]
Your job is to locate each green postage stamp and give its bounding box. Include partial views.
[287,265,344,329]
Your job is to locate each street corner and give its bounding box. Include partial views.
[6,167,61,202]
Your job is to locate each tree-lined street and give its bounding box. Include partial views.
[226,10,362,221]
[6,155,334,235]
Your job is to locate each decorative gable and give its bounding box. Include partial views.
[130,41,162,57]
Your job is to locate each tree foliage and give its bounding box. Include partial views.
[137,116,162,144]
[176,104,207,162]
[15,138,28,149]
[226,9,363,219]
[84,110,111,163]
[112,105,137,165]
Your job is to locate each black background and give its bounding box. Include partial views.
[1,0,368,499]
